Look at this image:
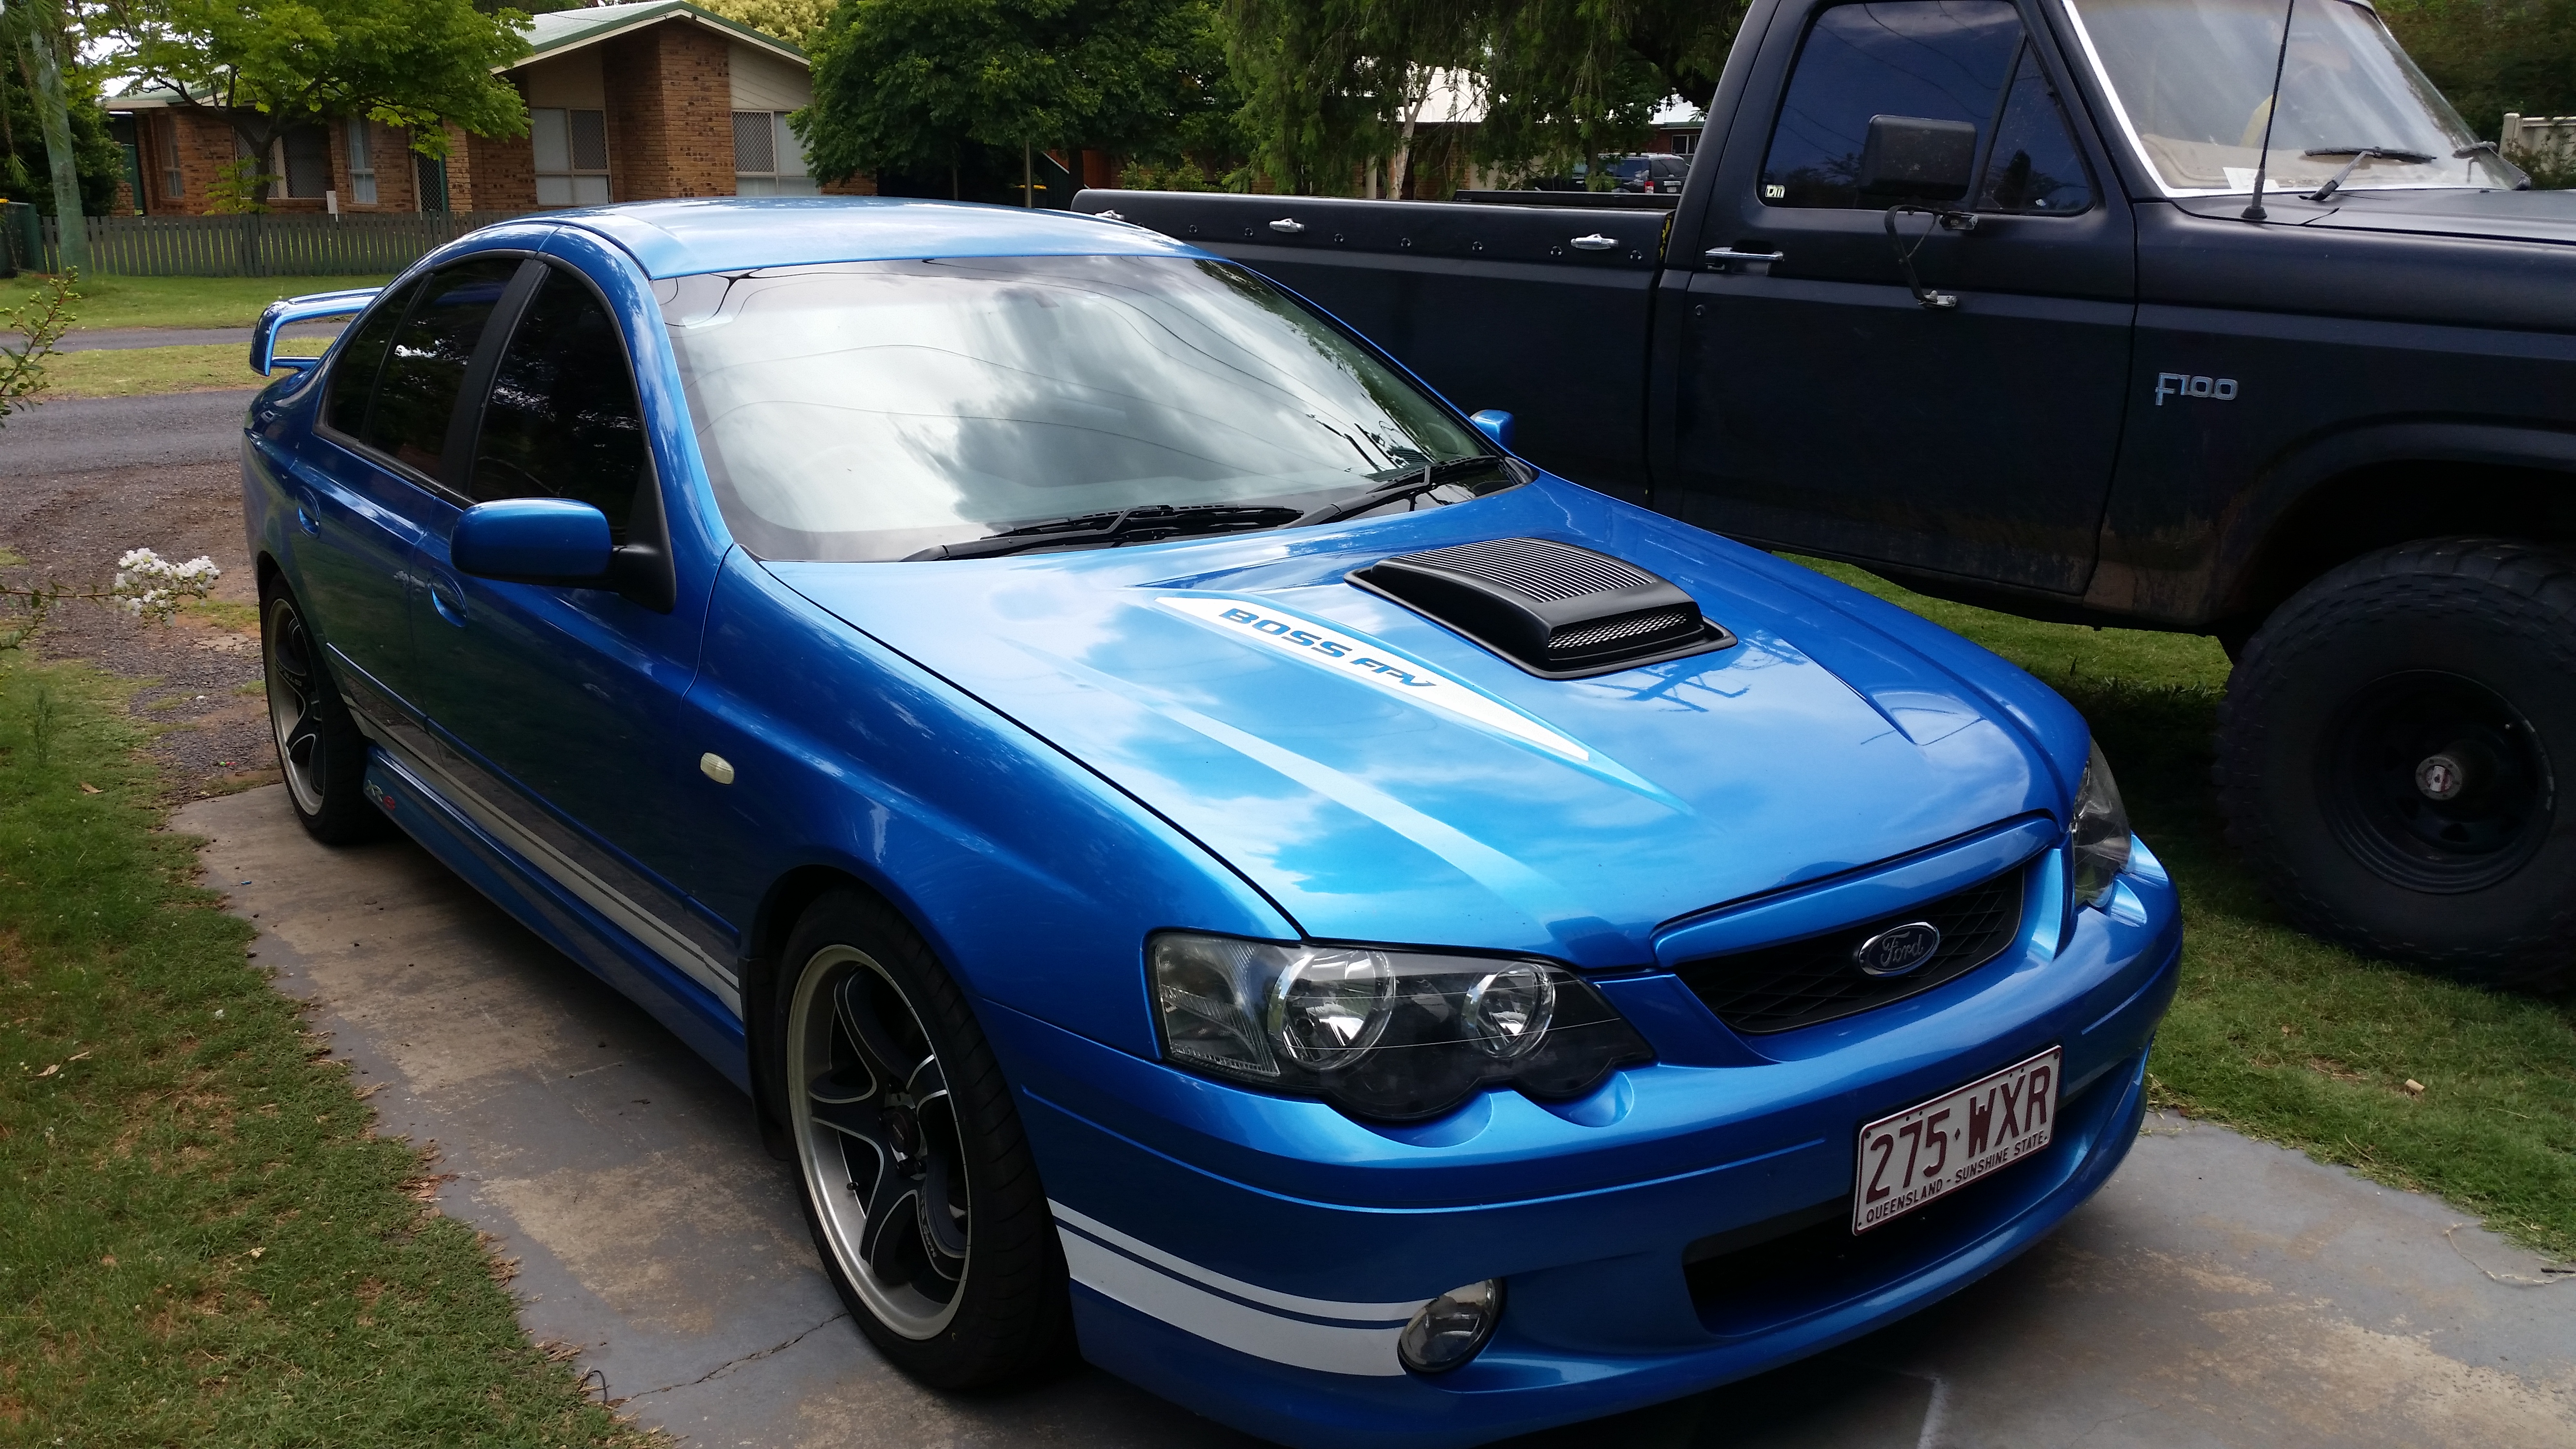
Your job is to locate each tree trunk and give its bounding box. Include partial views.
[18,11,87,274]
[1023,141,1033,207]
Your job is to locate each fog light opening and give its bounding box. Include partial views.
[1398,1279,1501,1374]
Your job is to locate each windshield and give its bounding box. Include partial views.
[662,254,1498,561]
[2061,0,2518,196]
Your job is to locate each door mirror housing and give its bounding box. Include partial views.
[1468,409,1516,451]
[1858,115,1978,203]
[451,499,613,585]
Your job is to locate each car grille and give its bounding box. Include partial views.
[1674,864,2030,1035]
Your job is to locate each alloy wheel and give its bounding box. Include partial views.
[787,945,971,1339]
[263,596,332,816]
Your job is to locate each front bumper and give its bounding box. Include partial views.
[988,845,2181,1448]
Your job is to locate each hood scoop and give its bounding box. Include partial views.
[1349,537,1734,678]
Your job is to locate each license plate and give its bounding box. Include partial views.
[1852,1046,2060,1234]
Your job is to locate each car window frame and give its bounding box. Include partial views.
[1965,35,2102,217]
[452,254,680,612]
[313,248,545,507]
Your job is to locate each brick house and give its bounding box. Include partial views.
[105,0,869,216]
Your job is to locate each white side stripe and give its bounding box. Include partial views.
[1051,1200,1426,1378]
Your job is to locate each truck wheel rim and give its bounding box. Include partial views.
[263,597,330,816]
[2322,670,2553,894]
[787,945,969,1340]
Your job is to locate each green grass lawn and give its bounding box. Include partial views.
[2,274,391,332]
[0,657,649,1445]
[1796,558,2576,1263]
[42,339,332,399]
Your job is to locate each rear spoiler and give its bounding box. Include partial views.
[250,286,381,377]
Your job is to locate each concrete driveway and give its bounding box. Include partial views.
[183,785,2576,1448]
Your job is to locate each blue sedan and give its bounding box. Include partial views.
[243,197,2179,1447]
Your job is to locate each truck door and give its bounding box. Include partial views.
[1658,0,2134,595]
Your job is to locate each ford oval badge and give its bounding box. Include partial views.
[1854,922,1942,977]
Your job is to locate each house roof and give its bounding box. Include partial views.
[519,1,806,71]
[105,0,806,107]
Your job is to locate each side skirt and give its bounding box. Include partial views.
[362,744,751,1091]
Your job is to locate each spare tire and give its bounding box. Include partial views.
[2218,538,2576,992]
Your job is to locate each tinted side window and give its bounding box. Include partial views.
[322,277,420,438]
[1761,0,2023,208]
[361,257,521,479]
[469,269,647,539]
[1977,43,2095,213]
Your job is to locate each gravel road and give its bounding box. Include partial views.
[0,388,257,479]
[1,390,273,798]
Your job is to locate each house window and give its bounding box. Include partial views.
[732,111,812,196]
[532,108,611,206]
[347,118,378,205]
[281,124,331,198]
[1671,131,1694,155]
[155,114,181,199]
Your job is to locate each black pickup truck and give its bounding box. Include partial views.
[1076,0,2576,988]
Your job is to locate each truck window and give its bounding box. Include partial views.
[1761,0,2024,209]
[1978,42,2095,213]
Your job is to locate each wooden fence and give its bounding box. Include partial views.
[32,210,538,278]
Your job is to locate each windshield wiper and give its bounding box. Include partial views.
[907,502,1303,560]
[1290,454,1514,529]
[2302,146,2437,202]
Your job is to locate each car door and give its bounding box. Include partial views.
[1657,0,2134,595]
[402,257,740,1012]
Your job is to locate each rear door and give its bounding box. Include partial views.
[1657,0,2134,594]
[299,258,519,718]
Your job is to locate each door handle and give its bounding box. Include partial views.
[293,488,321,535]
[1704,247,1787,271]
[427,575,467,628]
[1268,217,1306,234]
[1571,233,1618,251]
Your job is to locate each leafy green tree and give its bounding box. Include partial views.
[799,0,1221,202]
[2383,0,2576,144]
[1,22,124,217]
[95,0,531,204]
[1217,0,1750,193]
[697,0,837,48]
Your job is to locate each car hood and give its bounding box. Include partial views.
[767,483,2081,966]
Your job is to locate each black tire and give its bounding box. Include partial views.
[2217,538,2576,991]
[770,889,1072,1388]
[260,581,390,845]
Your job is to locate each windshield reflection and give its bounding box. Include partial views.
[2063,0,2518,196]
[664,255,1495,562]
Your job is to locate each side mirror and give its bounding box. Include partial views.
[249,286,377,376]
[1468,409,1516,451]
[1858,115,1978,203]
[451,499,613,585]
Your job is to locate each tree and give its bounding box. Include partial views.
[1217,0,1752,193]
[3,0,94,269]
[799,0,1220,202]
[697,0,837,49]
[1,8,123,219]
[2383,0,2576,143]
[96,0,532,206]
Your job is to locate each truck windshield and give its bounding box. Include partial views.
[2061,0,2517,197]
[662,254,1497,562]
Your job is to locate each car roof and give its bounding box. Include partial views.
[545,196,1214,280]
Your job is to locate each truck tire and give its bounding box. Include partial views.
[2218,538,2576,991]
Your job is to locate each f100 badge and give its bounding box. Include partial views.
[2154,371,2238,405]
[1156,595,1590,762]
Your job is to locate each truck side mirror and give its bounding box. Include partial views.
[1468,409,1515,451]
[1858,115,1978,203]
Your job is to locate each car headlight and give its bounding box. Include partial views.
[2070,740,2132,909]
[1150,934,1654,1122]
